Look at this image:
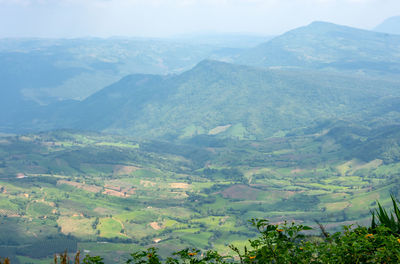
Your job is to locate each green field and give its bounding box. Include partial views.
[0,129,400,263]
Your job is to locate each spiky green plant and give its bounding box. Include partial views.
[371,194,400,234]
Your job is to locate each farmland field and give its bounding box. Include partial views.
[0,129,399,263]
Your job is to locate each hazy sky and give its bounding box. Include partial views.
[0,0,399,38]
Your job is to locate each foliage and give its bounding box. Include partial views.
[318,225,400,263]
[371,194,400,234]
[234,219,312,264]
[82,254,105,264]
[121,218,400,264]
[126,248,162,264]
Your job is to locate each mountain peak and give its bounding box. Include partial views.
[298,21,361,34]
[194,59,231,69]
[235,20,400,71]
[375,15,400,35]
[308,21,338,27]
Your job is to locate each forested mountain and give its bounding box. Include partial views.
[236,21,400,75]
[21,60,398,140]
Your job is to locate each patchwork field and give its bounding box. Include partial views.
[0,130,399,263]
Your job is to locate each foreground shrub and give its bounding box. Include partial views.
[125,219,400,263]
[318,225,400,263]
[230,219,313,263]
[127,247,228,264]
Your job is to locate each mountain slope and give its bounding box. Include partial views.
[45,60,400,139]
[375,16,400,35]
[235,21,400,75]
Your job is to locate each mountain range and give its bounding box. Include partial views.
[2,21,400,140]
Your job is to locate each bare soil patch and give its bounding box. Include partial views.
[104,184,121,191]
[150,222,163,230]
[140,180,156,187]
[208,124,232,135]
[103,189,129,198]
[113,165,140,176]
[170,183,190,189]
[291,168,304,174]
[221,184,261,200]
[57,180,102,193]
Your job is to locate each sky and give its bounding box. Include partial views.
[0,0,399,38]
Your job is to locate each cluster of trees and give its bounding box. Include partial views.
[203,168,244,182]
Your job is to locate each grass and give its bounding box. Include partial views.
[0,198,19,212]
[78,242,140,252]
[26,202,54,217]
[131,169,160,178]
[180,232,213,248]
[115,211,158,224]
[98,218,125,239]
[323,201,350,212]
[224,123,247,139]
[175,228,202,234]
[57,216,97,237]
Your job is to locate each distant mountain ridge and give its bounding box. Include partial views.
[235,21,400,75]
[375,16,400,35]
[0,38,237,108]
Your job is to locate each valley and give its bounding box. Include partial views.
[0,127,399,263]
[1,16,400,263]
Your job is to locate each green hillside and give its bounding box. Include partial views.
[47,60,400,140]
